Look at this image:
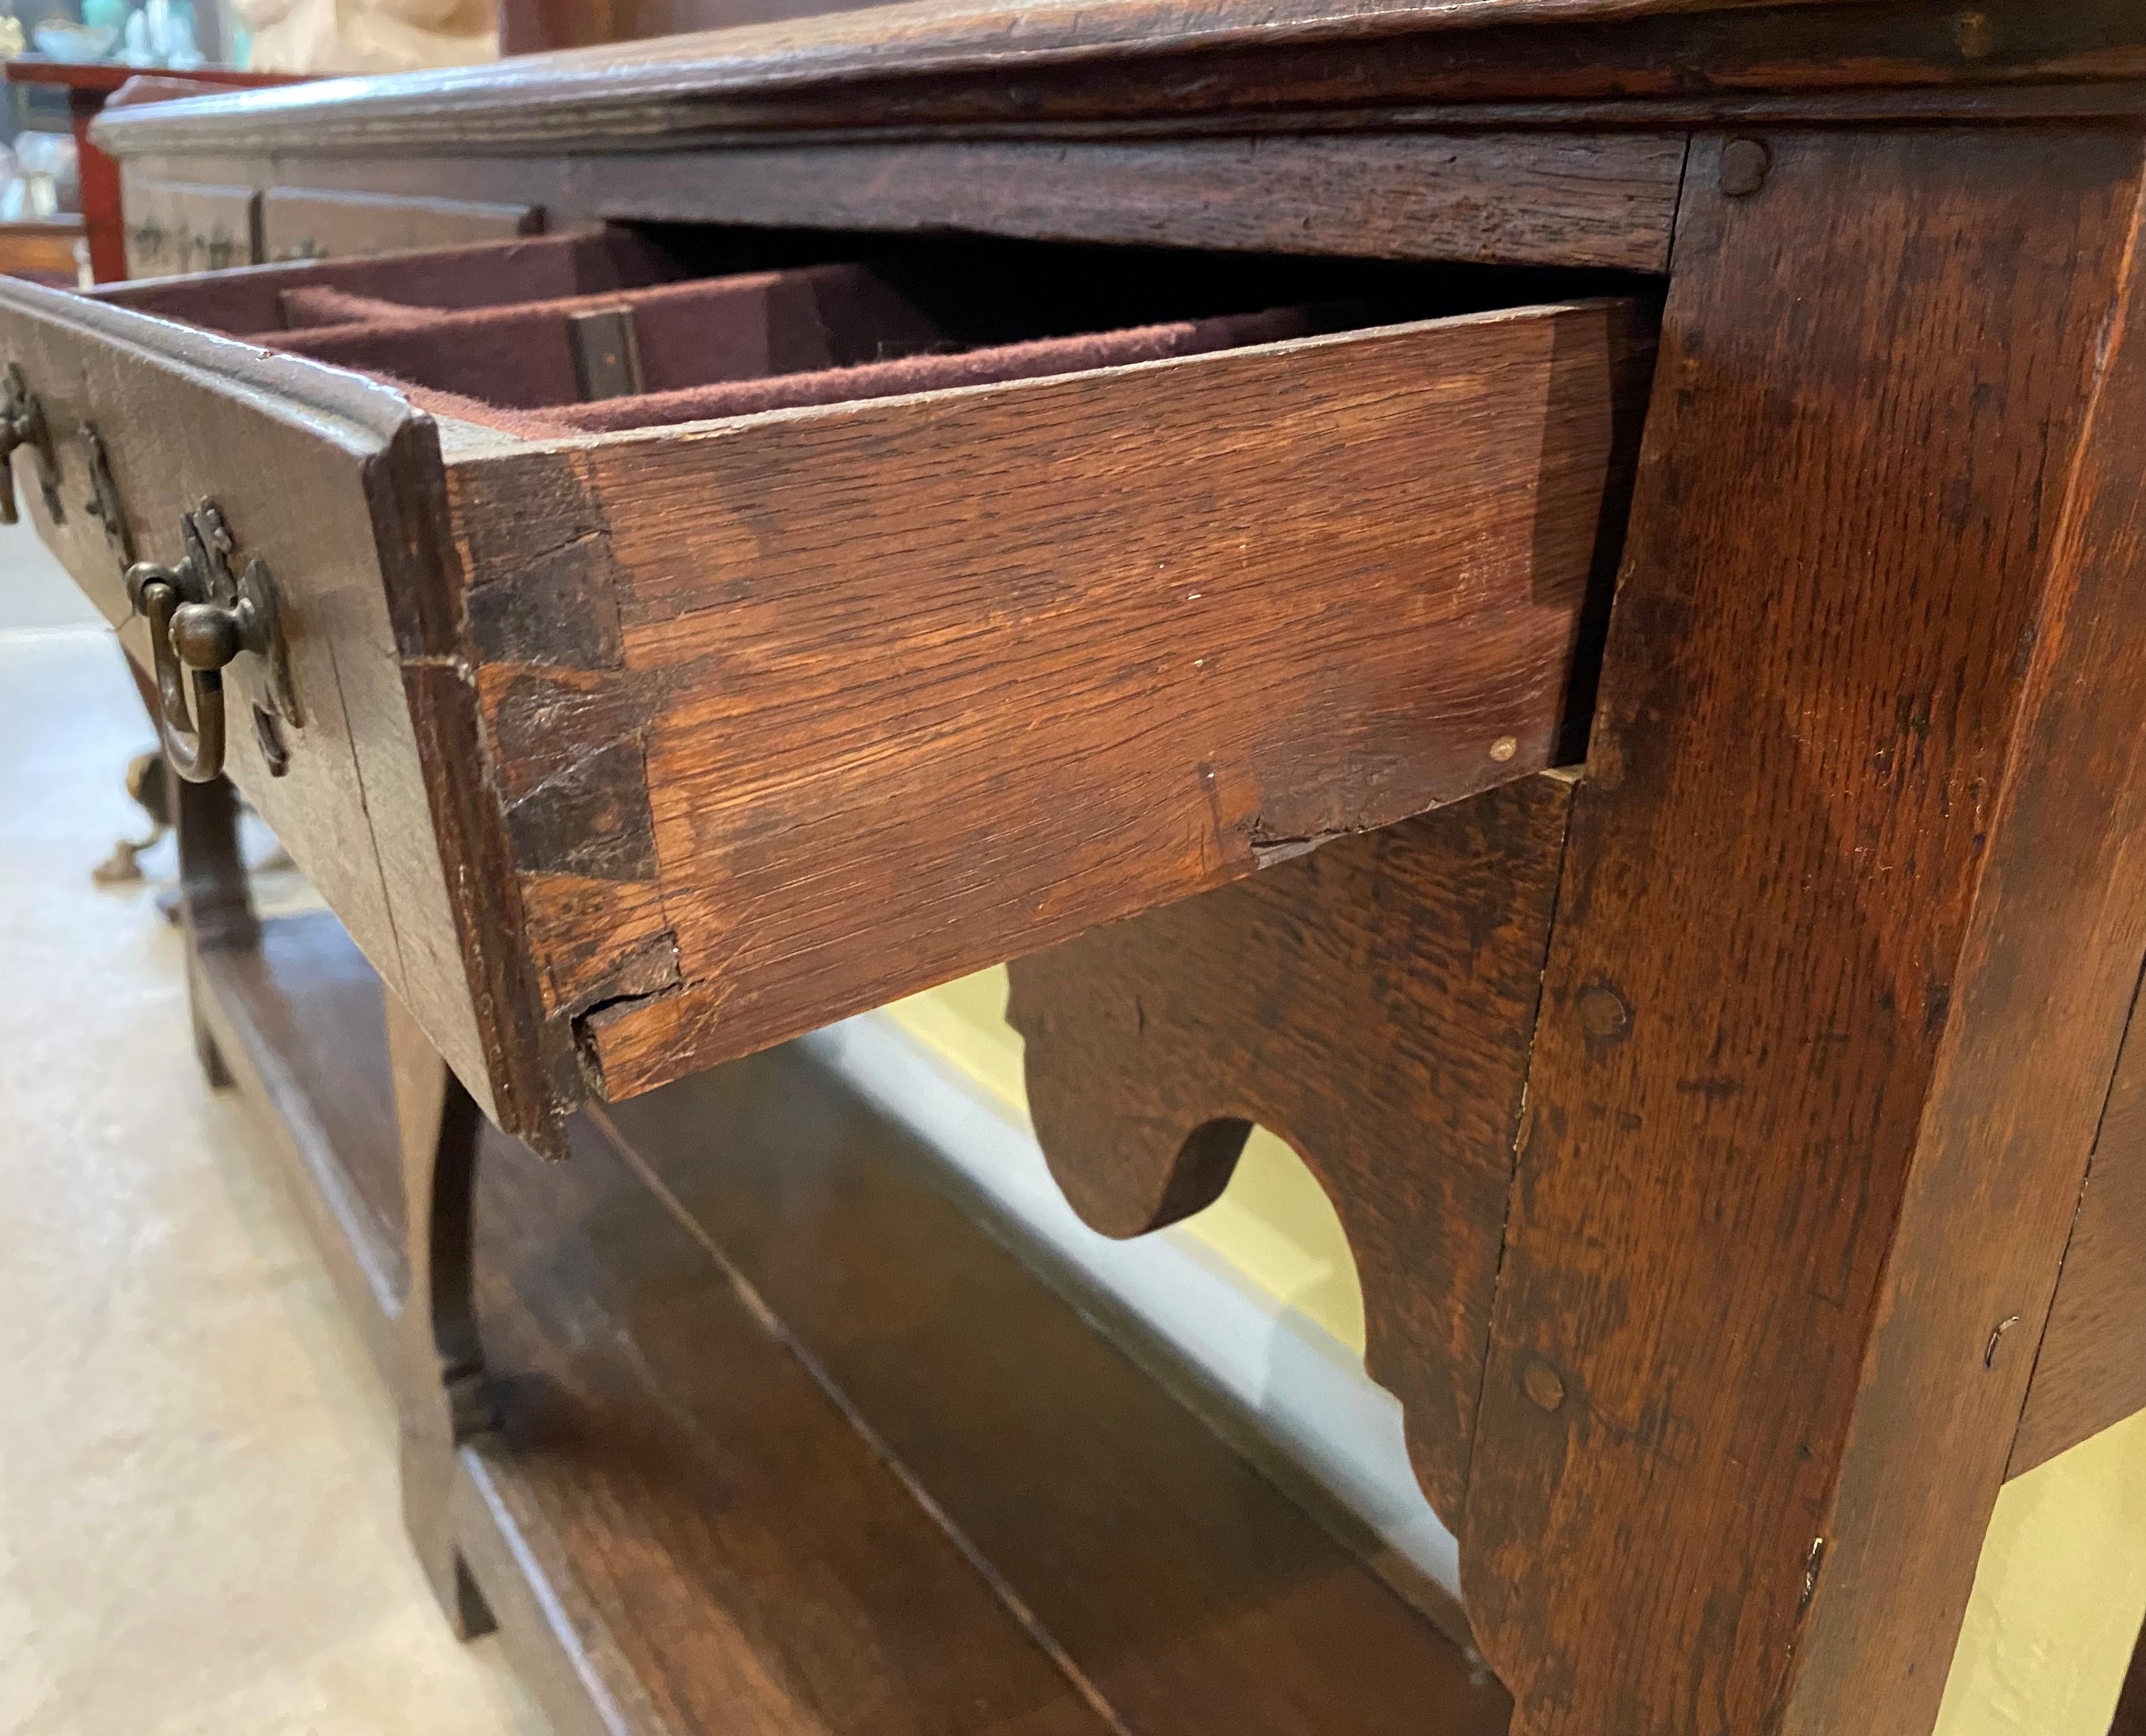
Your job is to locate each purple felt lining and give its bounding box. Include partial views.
[239,249,1316,440]
[401,306,1316,438]
[249,263,952,409]
[278,285,430,329]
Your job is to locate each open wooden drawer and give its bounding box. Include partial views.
[0,226,1653,1151]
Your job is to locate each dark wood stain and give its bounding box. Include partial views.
[23,12,2146,1731]
[603,1045,1513,1736]
[13,241,1653,1143]
[191,906,1512,1735]
[578,133,1691,274]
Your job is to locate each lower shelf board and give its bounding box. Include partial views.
[193,917,408,1351]
[199,910,1510,1736]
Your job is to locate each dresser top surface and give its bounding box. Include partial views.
[90,0,2144,159]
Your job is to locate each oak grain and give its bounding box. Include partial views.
[578,132,1690,273]
[1462,128,2146,1736]
[560,299,1650,1101]
[602,1044,1513,1736]
[85,0,2146,159]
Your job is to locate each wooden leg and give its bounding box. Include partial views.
[184,949,234,1089]
[155,647,495,1634]
[386,993,496,1639]
[1463,129,2146,1735]
[173,772,258,1088]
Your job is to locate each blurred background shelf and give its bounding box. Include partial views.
[4,59,308,281]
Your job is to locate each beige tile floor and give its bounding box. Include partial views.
[0,521,546,1735]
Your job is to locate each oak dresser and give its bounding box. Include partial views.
[7,4,2146,1733]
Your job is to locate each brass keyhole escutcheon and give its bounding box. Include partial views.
[126,500,301,785]
[0,362,62,528]
[78,423,134,566]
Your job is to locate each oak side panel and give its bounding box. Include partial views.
[1463,129,2146,1736]
[2011,944,2146,1474]
[459,302,1651,1101]
[1006,771,1573,1528]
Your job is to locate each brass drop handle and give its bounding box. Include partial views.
[126,501,301,785]
[130,561,233,783]
[0,362,59,528]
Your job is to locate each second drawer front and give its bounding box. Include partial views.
[259,188,544,264]
[125,180,260,279]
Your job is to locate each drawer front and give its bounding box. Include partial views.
[0,277,500,1123]
[125,180,260,279]
[260,189,542,264]
[2,246,1650,1149]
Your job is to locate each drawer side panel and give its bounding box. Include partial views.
[446,297,1652,1103]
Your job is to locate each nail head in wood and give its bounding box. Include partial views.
[1522,1361,1567,1413]
[1720,139,1772,199]
[1577,985,1633,1041]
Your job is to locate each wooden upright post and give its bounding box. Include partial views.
[1464,128,2146,1736]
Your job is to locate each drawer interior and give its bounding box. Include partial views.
[113,223,1655,440]
[254,264,1332,437]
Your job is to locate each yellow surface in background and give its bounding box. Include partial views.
[1935,1406,2146,1736]
[888,968,2146,1734]
[884,967,1366,1352]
